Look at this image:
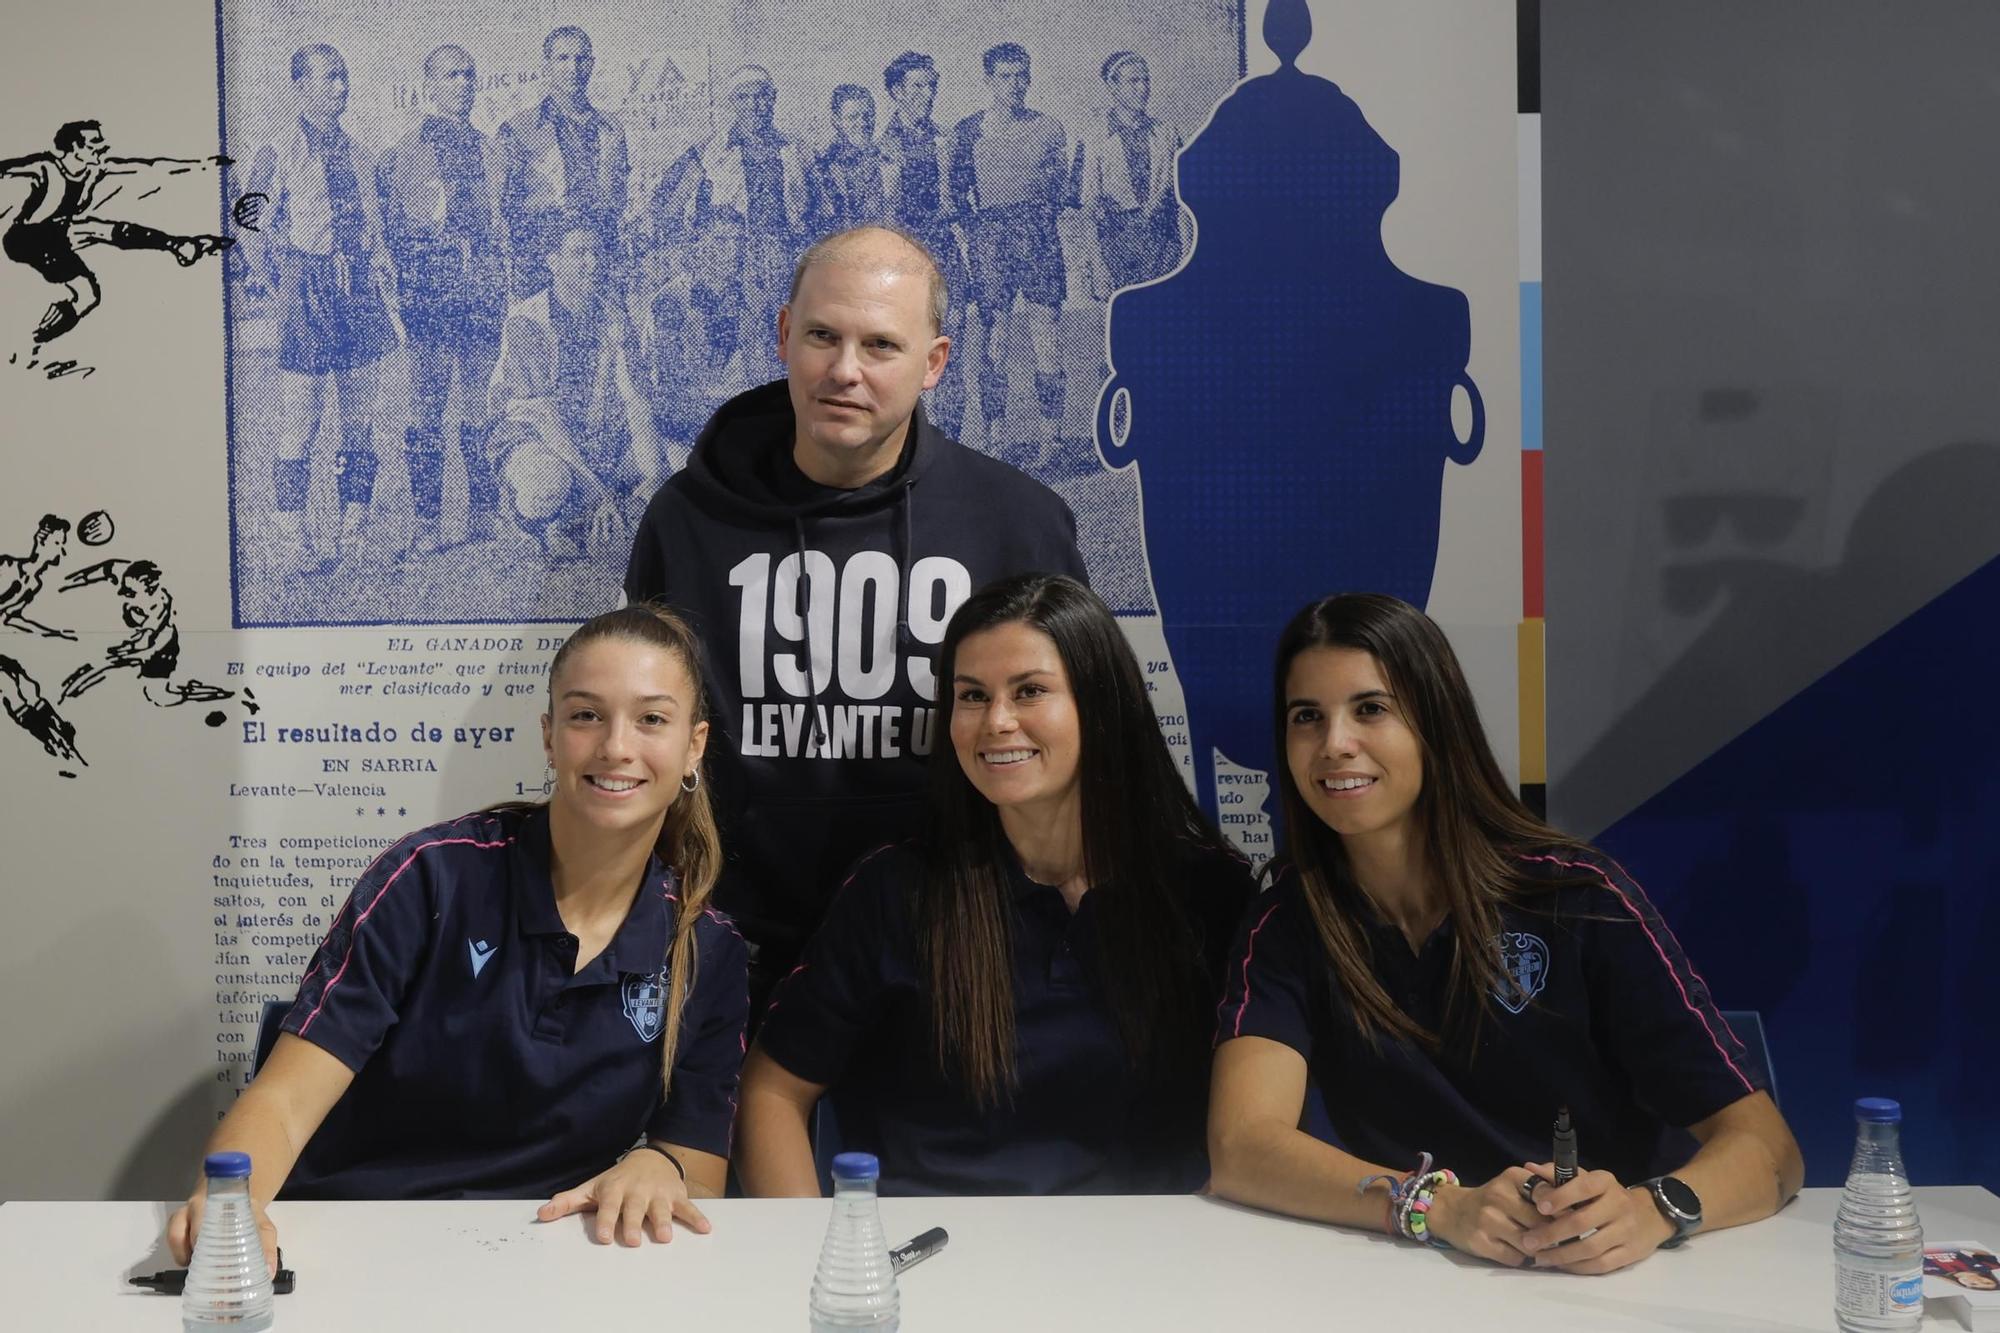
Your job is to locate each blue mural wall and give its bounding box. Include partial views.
[1595,545,2000,1190]
[1101,0,1484,809]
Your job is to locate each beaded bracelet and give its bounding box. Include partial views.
[1399,1169,1456,1247]
[1358,1151,1459,1249]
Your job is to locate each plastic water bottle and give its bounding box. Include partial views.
[1834,1097,1924,1332]
[809,1151,899,1332]
[183,1151,274,1332]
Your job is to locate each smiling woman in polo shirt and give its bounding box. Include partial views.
[1209,593,1804,1272]
[166,605,748,1273]
[736,573,1253,1195]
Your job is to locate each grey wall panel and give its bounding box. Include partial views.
[1543,0,2000,834]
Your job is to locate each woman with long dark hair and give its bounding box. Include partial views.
[1209,593,1802,1272]
[167,605,748,1271]
[735,573,1253,1194]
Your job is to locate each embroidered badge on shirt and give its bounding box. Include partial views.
[622,969,666,1043]
[1493,931,1549,1014]
[467,938,498,978]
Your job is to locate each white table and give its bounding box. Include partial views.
[4,1187,1994,1330]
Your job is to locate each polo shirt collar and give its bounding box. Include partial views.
[596,864,676,978]
[999,840,1057,900]
[997,842,1098,923]
[1357,895,1454,960]
[512,806,568,937]
[511,805,678,975]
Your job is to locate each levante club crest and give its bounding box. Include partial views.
[622,970,667,1043]
[1493,931,1549,1014]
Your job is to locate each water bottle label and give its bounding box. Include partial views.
[1836,1263,1924,1316]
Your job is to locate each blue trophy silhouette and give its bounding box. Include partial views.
[1097,0,1485,815]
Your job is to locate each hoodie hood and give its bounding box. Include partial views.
[677,379,939,522]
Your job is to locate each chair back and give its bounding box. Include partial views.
[1719,1008,1779,1107]
[253,999,291,1074]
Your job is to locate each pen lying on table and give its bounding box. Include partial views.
[889,1227,948,1273]
[130,1248,295,1295]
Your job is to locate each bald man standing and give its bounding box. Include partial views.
[627,224,1087,1009]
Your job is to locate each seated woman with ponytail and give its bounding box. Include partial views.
[735,573,1254,1195]
[1209,593,1802,1273]
[167,605,748,1272]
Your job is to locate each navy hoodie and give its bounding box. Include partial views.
[625,380,1087,978]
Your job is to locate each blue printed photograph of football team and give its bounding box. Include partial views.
[222,17,1209,627]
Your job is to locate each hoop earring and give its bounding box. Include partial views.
[680,770,700,794]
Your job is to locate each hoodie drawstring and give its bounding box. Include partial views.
[793,513,827,754]
[895,479,917,656]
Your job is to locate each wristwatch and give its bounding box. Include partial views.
[1642,1175,1703,1248]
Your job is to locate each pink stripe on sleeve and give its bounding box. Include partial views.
[700,906,746,943]
[1516,853,1754,1094]
[295,813,487,989]
[725,969,750,1151]
[295,835,512,1036]
[763,961,810,1016]
[1225,901,1284,1039]
[839,844,898,891]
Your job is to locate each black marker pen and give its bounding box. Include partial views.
[1552,1106,1578,1187]
[130,1249,295,1295]
[889,1227,948,1274]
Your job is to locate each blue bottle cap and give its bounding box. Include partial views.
[830,1152,880,1182]
[203,1151,253,1179]
[1855,1097,1902,1124]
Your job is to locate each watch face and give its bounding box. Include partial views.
[1658,1176,1701,1219]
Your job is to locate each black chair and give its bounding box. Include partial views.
[1719,1009,1779,1108]
[1302,1083,1344,1148]
[812,1097,844,1193]
[252,1000,291,1074]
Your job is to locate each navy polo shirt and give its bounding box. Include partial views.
[757,840,1254,1196]
[280,807,749,1200]
[1218,848,1765,1186]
